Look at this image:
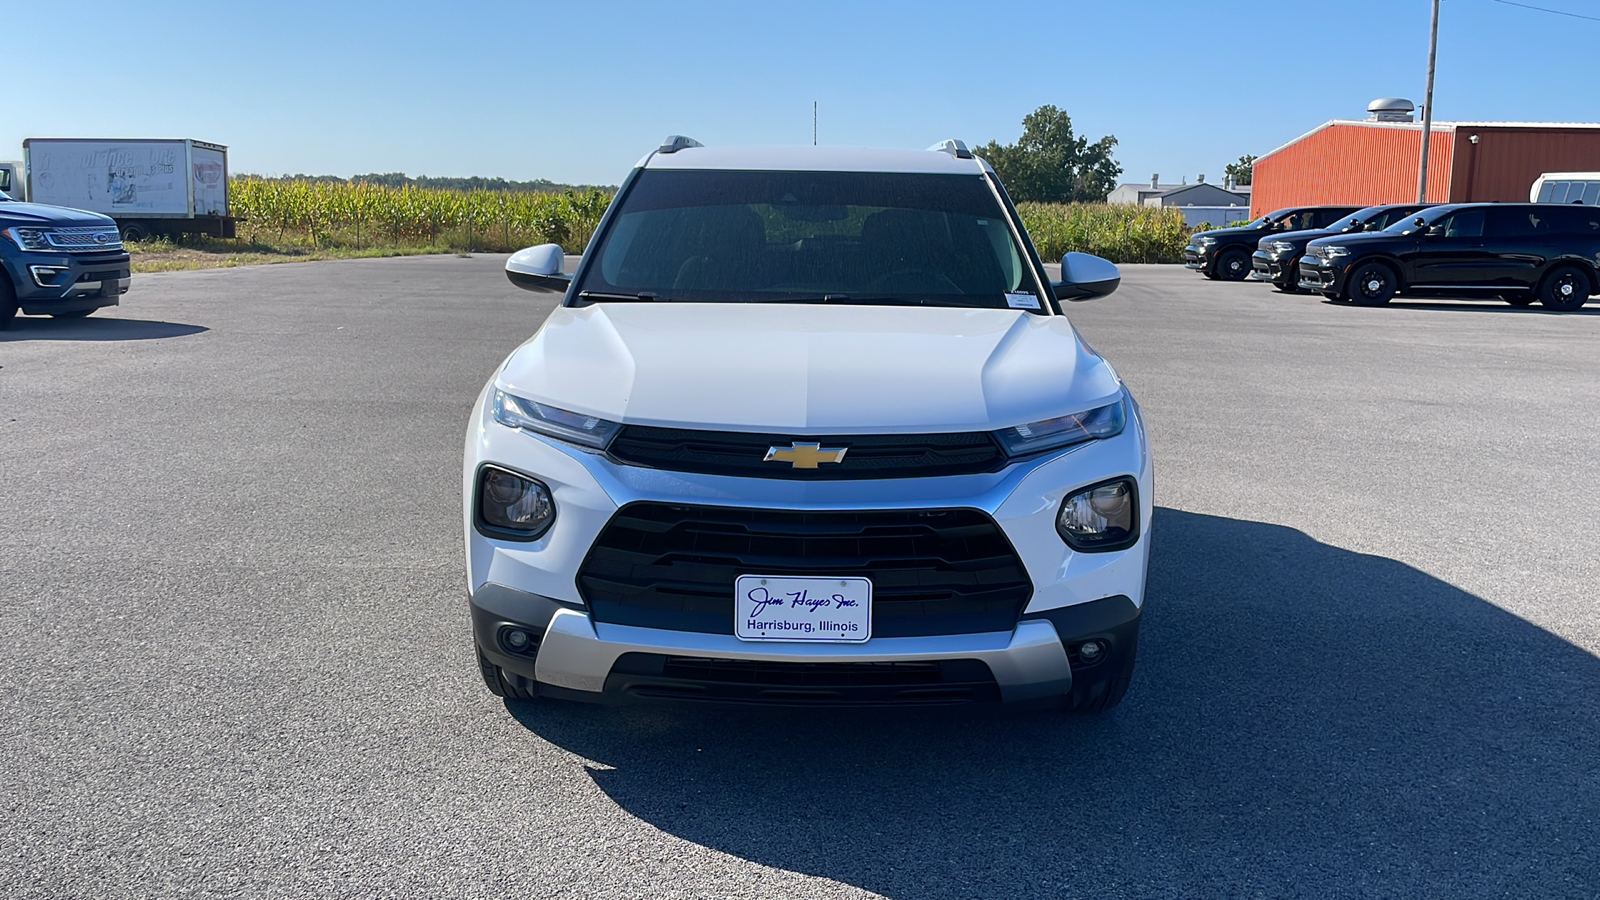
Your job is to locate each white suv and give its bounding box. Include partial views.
[465,137,1151,712]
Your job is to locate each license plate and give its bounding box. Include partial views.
[100,280,120,297]
[734,575,871,643]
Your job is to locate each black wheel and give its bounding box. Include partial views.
[51,309,95,320]
[1269,258,1304,294]
[120,222,149,242]
[1346,261,1398,306]
[1215,249,1250,281]
[0,278,17,331]
[1500,294,1535,308]
[1064,631,1139,714]
[1538,266,1591,312]
[477,645,538,701]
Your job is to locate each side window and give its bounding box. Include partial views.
[1546,206,1600,235]
[1312,209,1344,228]
[1487,207,1535,237]
[1538,181,1557,202]
[1582,182,1600,206]
[1442,209,1486,238]
[1549,182,1572,204]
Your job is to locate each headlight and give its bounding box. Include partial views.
[4,227,51,251]
[994,398,1126,457]
[476,465,555,540]
[1057,478,1139,552]
[492,389,621,449]
[1270,241,1295,253]
[1322,246,1351,258]
[1195,235,1217,246]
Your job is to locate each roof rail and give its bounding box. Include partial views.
[927,139,973,160]
[658,135,704,154]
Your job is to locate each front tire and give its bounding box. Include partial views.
[0,279,17,330]
[1538,266,1591,312]
[1216,249,1250,281]
[1346,262,1398,306]
[1274,260,1305,294]
[477,645,539,701]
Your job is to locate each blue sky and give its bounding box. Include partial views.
[7,0,1599,188]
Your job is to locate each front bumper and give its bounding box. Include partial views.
[3,249,131,313]
[463,385,1154,706]
[1297,256,1349,294]
[473,586,1141,705]
[1251,250,1296,283]
[1183,245,1209,271]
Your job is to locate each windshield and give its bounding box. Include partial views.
[572,170,1041,310]
[1383,206,1454,235]
[1330,206,1389,232]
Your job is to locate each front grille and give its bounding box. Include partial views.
[577,503,1033,638]
[45,227,124,252]
[607,425,1007,480]
[606,653,1000,705]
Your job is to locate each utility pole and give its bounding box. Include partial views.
[1416,0,1441,203]
[813,102,817,145]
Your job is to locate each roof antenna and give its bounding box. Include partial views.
[813,101,817,146]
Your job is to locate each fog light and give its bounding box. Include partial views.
[1078,640,1106,662]
[505,629,531,651]
[1057,478,1138,552]
[477,466,555,539]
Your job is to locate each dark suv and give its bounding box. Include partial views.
[1184,206,1360,281]
[0,196,130,329]
[1251,204,1430,292]
[1298,203,1600,310]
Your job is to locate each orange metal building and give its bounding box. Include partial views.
[1251,120,1600,216]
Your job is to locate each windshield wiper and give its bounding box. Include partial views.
[577,290,672,302]
[785,294,927,306]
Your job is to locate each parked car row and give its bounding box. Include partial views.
[1184,202,1600,311]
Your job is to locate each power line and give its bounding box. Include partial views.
[1491,0,1600,23]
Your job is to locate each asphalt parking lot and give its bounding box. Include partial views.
[3,256,1599,899]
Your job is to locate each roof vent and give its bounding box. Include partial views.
[1367,98,1416,123]
[658,135,704,154]
[927,139,973,159]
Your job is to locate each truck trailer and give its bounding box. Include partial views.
[0,138,235,240]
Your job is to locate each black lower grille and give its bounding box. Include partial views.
[606,653,1000,706]
[577,503,1033,638]
[606,425,1007,480]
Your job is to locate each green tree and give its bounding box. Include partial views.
[976,105,1121,203]
[1224,154,1257,186]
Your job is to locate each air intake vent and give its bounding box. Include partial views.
[1367,98,1416,123]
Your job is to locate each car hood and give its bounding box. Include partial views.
[495,303,1124,434]
[1306,230,1401,248]
[1192,224,1268,243]
[0,200,116,226]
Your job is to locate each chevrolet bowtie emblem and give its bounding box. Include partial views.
[764,442,848,469]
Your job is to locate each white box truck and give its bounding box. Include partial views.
[0,138,235,240]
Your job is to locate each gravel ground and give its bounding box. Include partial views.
[2,257,1597,899]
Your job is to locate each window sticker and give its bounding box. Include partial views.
[1005,292,1041,309]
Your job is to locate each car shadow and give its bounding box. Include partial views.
[1319,298,1600,315]
[505,509,1600,897]
[0,316,209,341]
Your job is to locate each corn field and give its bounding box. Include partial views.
[228,178,1217,263]
[229,178,613,253]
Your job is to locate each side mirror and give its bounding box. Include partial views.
[1052,252,1121,302]
[505,244,571,293]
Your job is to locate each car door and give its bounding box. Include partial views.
[1403,208,1490,290]
[1482,206,1553,290]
